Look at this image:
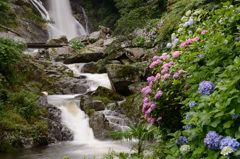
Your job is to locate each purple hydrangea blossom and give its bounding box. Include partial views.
[198,81,215,95]
[143,97,149,103]
[161,68,169,74]
[147,76,155,83]
[141,86,152,96]
[185,124,193,130]
[186,115,191,119]
[176,136,188,145]
[166,43,172,48]
[204,131,223,150]
[188,101,197,109]
[173,73,180,79]
[152,56,160,61]
[220,136,240,152]
[155,90,163,100]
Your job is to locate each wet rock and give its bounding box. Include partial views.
[107,60,121,65]
[46,46,74,61]
[92,86,124,101]
[21,137,34,149]
[88,26,112,42]
[80,95,105,111]
[70,35,88,42]
[82,62,98,73]
[72,84,88,94]
[63,48,105,64]
[128,82,148,94]
[89,112,112,140]
[124,48,146,62]
[36,95,48,107]
[48,105,73,143]
[103,38,116,46]
[106,64,143,95]
[46,35,68,45]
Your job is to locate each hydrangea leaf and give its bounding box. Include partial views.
[211,119,221,128]
[223,120,234,129]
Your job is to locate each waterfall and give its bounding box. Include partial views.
[30,0,50,20]
[82,7,89,34]
[49,0,87,40]
[48,95,95,143]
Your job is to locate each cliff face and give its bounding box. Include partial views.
[0,0,49,43]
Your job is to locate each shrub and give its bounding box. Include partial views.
[68,39,84,52]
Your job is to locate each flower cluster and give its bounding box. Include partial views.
[183,18,193,27]
[220,136,240,152]
[220,146,234,156]
[180,36,200,48]
[176,136,188,145]
[180,145,190,154]
[204,131,223,150]
[188,101,196,109]
[198,81,215,95]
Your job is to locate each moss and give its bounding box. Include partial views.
[0,140,16,152]
[92,86,123,102]
[85,108,95,116]
[92,96,115,105]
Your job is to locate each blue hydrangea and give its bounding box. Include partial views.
[176,136,188,145]
[185,124,193,130]
[232,113,240,119]
[186,115,191,119]
[188,101,197,109]
[204,131,223,150]
[166,43,172,48]
[220,136,240,152]
[180,145,190,154]
[198,81,215,95]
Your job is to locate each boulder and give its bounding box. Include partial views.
[124,48,146,62]
[107,60,121,65]
[92,86,124,101]
[70,35,88,42]
[46,35,68,45]
[47,106,73,143]
[106,64,143,95]
[80,95,105,111]
[82,62,98,73]
[103,38,116,46]
[88,26,112,42]
[128,82,148,94]
[46,46,74,61]
[63,47,105,64]
[36,95,48,107]
[89,112,112,140]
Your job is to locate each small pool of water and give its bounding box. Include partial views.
[0,140,133,159]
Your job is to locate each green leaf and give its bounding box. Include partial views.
[234,150,240,156]
[234,56,240,66]
[214,111,224,118]
[211,119,221,128]
[223,120,234,129]
[235,131,240,139]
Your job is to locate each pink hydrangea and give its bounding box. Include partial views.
[193,36,200,41]
[155,90,163,100]
[163,74,171,79]
[201,30,207,34]
[180,37,200,48]
[184,83,190,87]
[172,51,181,58]
[150,102,156,110]
[173,73,180,79]
[155,73,161,80]
[178,69,184,74]
[161,68,169,74]
[143,97,149,103]
[149,59,161,68]
[157,116,162,120]
[152,56,160,61]
[159,56,168,60]
[147,76,155,83]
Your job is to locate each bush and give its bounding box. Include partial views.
[69,39,84,52]
[140,2,240,158]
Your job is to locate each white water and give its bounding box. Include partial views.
[82,7,89,34]
[66,63,112,91]
[49,0,87,40]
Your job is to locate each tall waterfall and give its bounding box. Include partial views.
[82,7,89,35]
[49,0,87,40]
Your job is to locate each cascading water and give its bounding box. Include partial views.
[49,0,87,40]
[82,7,90,34]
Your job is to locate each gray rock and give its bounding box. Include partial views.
[63,48,105,64]
[107,60,121,65]
[80,95,105,111]
[21,137,34,149]
[106,64,143,95]
[70,35,88,42]
[128,82,148,94]
[72,84,88,94]
[92,86,124,101]
[36,95,48,107]
[82,62,98,73]
[89,112,112,140]
[47,35,68,45]
[47,105,73,143]
[103,38,116,46]
[46,46,74,61]
[125,48,146,62]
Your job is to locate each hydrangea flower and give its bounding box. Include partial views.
[163,74,171,79]
[201,30,208,34]
[141,86,152,96]
[186,115,191,119]
[173,38,179,45]
[152,56,160,61]
[173,73,180,79]
[147,76,155,83]
[180,145,190,154]
[149,59,161,68]
[188,101,196,109]
[178,69,184,74]
[196,28,202,33]
[188,19,193,26]
[204,131,223,150]
[185,10,192,16]
[172,51,181,58]
[220,136,240,152]
[176,136,188,145]
[198,81,215,95]
[166,43,172,48]
[185,125,193,130]
[155,90,163,100]
[178,28,183,33]
[221,146,234,156]
[155,73,161,80]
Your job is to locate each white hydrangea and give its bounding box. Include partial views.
[186,10,192,17]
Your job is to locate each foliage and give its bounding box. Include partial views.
[109,123,155,155]
[69,39,84,52]
[132,36,145,47]
[0,38,26,84]
[0,0,17,28]
[138,2,240,158]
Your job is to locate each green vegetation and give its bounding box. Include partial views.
[69,39,85,52]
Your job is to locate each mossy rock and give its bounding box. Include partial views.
[92,86,124,101]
